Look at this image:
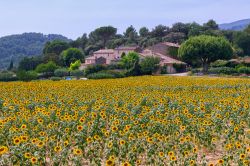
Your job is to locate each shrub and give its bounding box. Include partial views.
[140,56,160,75]
[0,71,17,82]
[35,61,58,77]
[210,60,228,67]
[50,77,62,81]
[160,66,168,74]
[54,68,69,77]
[17,70,38,82]
[85,65,107,76]
[107,63,124,70]
[87,72,115,79]
[208,67,238,75]
[237,66,250,74]
[70,60,81,71]
[104,70,126,78]
[173,63,186,73]
[70,70,84,79]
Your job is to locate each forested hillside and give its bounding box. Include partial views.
[0,33,70,69]
[219,19,250,31]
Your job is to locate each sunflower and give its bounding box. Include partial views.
[37,141,45,148]
[108,142,113,148]
[240,153,246,160]
[111,126,118,132]
[30,157,38,164]
[77,125,83,131]
[73,148,82,155]
[0,146,8,155]
[147,137,153,143]
[13,137,21,145]
[24,152,32,159]
[64,140,69,146]
[86,137,93,143]
[119,140,125,146]
[168,151,174,157]
[159,151,164,157]
[121,162,131,166]
[106,159,114,166]
[54,146,62,153]
[218,159,224,164]
[170,156,177,161]
[189,160,195,165]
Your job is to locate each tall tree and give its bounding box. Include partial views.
[171,22,190,36]
[151,25,169,38]
[8,59,14,71]
[89,26,117,48]
[43,40,70,55]
[178,35,233,72]
[139,27,150,37]
[203,19,219,31]
[61,48,84,66]
[124,25,138,45]
[233,31,250,56]
[18,56,43,71]
[140,56,160,75]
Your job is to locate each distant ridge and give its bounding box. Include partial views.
[0,33,71,69]
[219,19,250,31]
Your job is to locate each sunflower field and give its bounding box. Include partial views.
[0,76,249,166]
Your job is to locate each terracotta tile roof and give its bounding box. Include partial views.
[94,49,114,54]
[243,57,250,63]
[85,56,96,60]
[115,46,138,50]
[139,52,186,64]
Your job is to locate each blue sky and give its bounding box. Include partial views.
[0,0,249,39]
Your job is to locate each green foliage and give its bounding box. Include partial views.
[203,19,219,31]
[85,65,107,76]
[210,60,229,67]
[0,33,70,69]
[87,72,115,79]
[43,40,70,55]
[168,47,179,58]
[54,68,69,77]
[0,71,17,82]
[244,24,250,34]
[173,63,186,73]
[104,70,126,78]
[50,77,62,81]
[35,61,58,74]
[70,70,84,79]
[237,66,250,74]
[208,67,238,75]
[61,48,84,67]
[233,31,250,56]
[17,70,38,82]
[8,59,14,71]
[140,56,160,75]
[120,52,140,69]
[160,65,168,74]
[120,52,141,76]
[91,26,117,48]
[70,60,81,71]
[178,35,233,72]
[18,56,43,71]
[124,26,138,45]
[43,53,64,66]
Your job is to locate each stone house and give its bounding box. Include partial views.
[81,42,186,73]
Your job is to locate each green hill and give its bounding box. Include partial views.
[219,19,250,31]
[0,33,71,69]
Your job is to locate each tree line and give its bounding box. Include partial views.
[1,19,250,81]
